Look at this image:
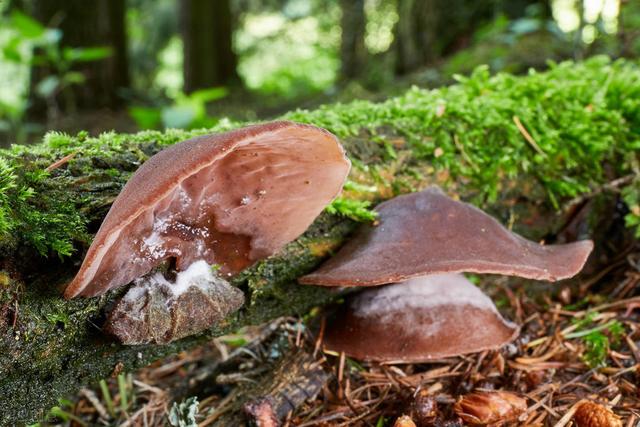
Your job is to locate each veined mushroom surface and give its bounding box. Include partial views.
[65,121,351,298]
[300,187,594,287]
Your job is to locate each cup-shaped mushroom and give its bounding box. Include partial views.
[65,121,351,298]
[300,187,593,287]
[323,274,519,362]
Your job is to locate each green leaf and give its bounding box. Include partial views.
[2,37,23,62]
[62,46,112,62]
[11,11,45,38]
[162,105,196,129]
[128,106,162,129]
[61,71,86,85]
[190,87,228,103]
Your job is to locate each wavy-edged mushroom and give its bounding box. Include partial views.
[65,121,351,299]
[300,187,593,287]
[322,274,518,362]
[302,186,594,361]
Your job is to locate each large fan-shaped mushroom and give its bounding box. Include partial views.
[65,121,351,298]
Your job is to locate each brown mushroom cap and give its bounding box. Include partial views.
[65,121,350,298]
[300,187,593,287]
[323,274,519,362]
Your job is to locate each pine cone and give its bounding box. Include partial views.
[573,402,622,427]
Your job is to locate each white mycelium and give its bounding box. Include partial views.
[127,260,216,302]
[353,273,499,317]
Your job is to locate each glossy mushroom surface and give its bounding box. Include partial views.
[323,274,519,362]
[300,187,593,287]
[65,121,350,298]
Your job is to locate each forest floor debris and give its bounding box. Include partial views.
[46,248,640,426]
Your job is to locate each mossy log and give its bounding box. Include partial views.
[1,57,639,424]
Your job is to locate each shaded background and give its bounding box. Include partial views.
[0,0,638,146]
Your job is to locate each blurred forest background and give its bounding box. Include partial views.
[0,0,638,147]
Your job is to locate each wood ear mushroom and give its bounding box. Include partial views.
[301,187,594,361]
[65,121,351,344]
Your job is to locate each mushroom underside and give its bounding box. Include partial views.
[66,122,350,298]
[323,274,519,362]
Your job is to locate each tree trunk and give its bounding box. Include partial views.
[339,0,367,80]
[618,0,640,58]
[393,0,416,74]
[29,0,130,112]
[181,0,238,93]
[500,0,552,19]
[393,0,496,74]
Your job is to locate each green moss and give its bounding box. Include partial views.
[326,197,378,222]
[296,56,639,229]
[567,312,626,368]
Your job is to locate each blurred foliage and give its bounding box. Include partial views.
[619,0,640,56]
[236,1,341,99]
[442,9,572,76]
[129,87,228,130]
[0,10,110,144]
[0,0,639,144]
[127,0,179,95]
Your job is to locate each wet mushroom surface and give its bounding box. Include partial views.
[63,121,350,344]
[65,121,351,299]
[322,274,519,362]
[300,186,594,287]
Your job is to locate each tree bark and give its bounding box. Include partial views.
[339,0,367,80]
[181,0,239,93]
[500,0,552,19]
[618,0,640,58]
[393,0,414,74]
[29,0,130,111]
[393,0,498,74]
